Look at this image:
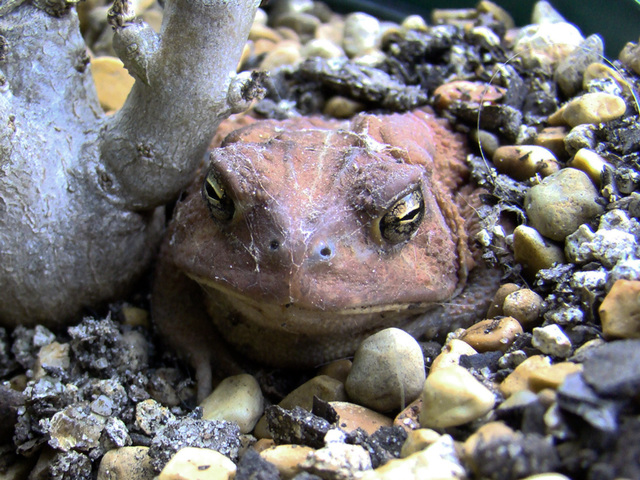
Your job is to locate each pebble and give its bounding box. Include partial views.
[342,12,381,58]
[532,325,572,358]
[598,279,640,339]
[135,399,175,436]
[360,434,466,480]
[323,95,364,118]
[399,428,441,457]
[34,341,70,379]
[200,374,263,434]
[249,23,283,43]
[433,80,506,110]
[527,362,583,392]
[502,289,544,328]
[259,41,302,71]
[345,328,426,412]
[259,444,314,479]
[513,22,584,72]
[273,12,320,42]
[300,38,345,59]
[486,283,520,318]
[393,397,421,432]
[459,317,523,353]
[477,1,515,30]
[499,355,552,398]
[300,442,372,479]
[97,446,155,480]
[554,34,604,97]
[318,359,352,383]
[330,401,392,435]
[563,123,597,155]
[91,56,135,112]
[524,168,604,241]
[512,225,566,276]
[533,126,568,159]
[519,475,571,480]
[567,148,609,186]
[549,92,627,127]
[583,62,634,97]
[463,421,514,459]
[472,129,501,159]
[401,14,428,32]
[581,339,640,397]
[48,402,107,452]
[531,0,566,24]
[429,338,478,372]
[492,145,560,181]
[157,447,236,480]
[419,365,495,429]
[618,39,640,75]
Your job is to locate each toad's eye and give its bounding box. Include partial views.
[374,189,424,244]
[203,169,235,222]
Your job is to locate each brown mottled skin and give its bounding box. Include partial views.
[152,109,499,399]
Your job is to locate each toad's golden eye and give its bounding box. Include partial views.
[374,189,424,244]
[202,169,235,222]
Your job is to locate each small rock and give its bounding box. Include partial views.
[235,448,280,480]
[581,339,640,397]
[550,92,627,127]
[527,362,583,392]
[274,12,319,42]
[533,126,568,159]
[433,80,506,110]
[300,442,372,479]
[97,446,155,480]
[430,339,478,372]
[599,280,640,339]
[567,148,609,186]
[342,12,381,58]
[260,444,315,479]
[249,23,283,43]
[200,374,263,434]
[619,40,640,76]
[419,365,495,429]
[492,145,559,181]
[477,1,515,29]
[512,225,566,276]
[459,317,523,353]
[91,56,135,112]
[499,355,552,398]
[157,447,236,480]
[583,62,634,97]
[48,402,106,452]
[266,405,331,449]
[524,168,604,241]
[323,96,364,118]
[135,399,175,436]
[121,306,150,328]
[532,325,572,358]
[472,129,501,159]
[361,434,465,480]
[318,359,353,384]
[563,123,597,155]
[345,328,425,412]
[393,397,421,432]
[554,34,604,97]
[34,341,70,379]
[486,283,521,318]
[399,428,441,457]
[513,22,584,72]
[531,1,566,24]
[463,421,514,459]
[502,289,544,329]
[519,474,572,480]
[330,401,392,435]
[259,41,302,71]
[301,38,345,60]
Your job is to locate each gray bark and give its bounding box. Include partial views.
[0,0,261,326]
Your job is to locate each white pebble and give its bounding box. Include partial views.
[532,325,572,358]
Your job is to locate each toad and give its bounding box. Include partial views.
[153,109,499,398]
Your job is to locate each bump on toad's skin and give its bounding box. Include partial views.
[152,109,499,399]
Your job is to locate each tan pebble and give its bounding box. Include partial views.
[583,62,634,97]
[323,96,364,118]
[560,92,627,127]
[420,365,495,429]
[486,283,520,318]
[534,126,568,159]
[430,338,478,372]
[502,289,544,329]
[567,148,610,186]
[393,397,422,432]
[343,12,381,58]
[528,362,583,392]
[400,428,441,457]
[276,26,302,43]
[330,401,393,435]
[121,305,149,328]
[476,1,515,29]
[513,225,565,277]
[599,279,640,339]
[300,38,345,60]
[260,445,314,479]
[431,8,476,25]
[433,80,505,110]
[252,38,277,57]
[472,129,501,159]
[34,342,70,380]
[259,41,301,71]
[253,438,275,453]
[200,374,263,434]
[91,56,135,112]
[499,355,551,398]
[97,446,155,480]
[459,317,523,353]
[518,474,571,480]
[537,388,558,407]
[492,145,560,181]
[463,421,514,459]
[157,447,236,480]
[401,14,428,32]
[318,358,352,383]
[315,21,344,45]
[274,12,319,41]
[619,40,640,76]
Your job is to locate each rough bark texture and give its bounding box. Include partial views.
[0,0,262,326]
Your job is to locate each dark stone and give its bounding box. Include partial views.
[236,448,281,480]
[346,426,406,468]
[581,339,640,398]
[312,396,339,424]
[459,351,502,371]
[265,405,332,449]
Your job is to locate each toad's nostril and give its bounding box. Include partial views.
[269,239,280,251]
[320,246,332,257]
